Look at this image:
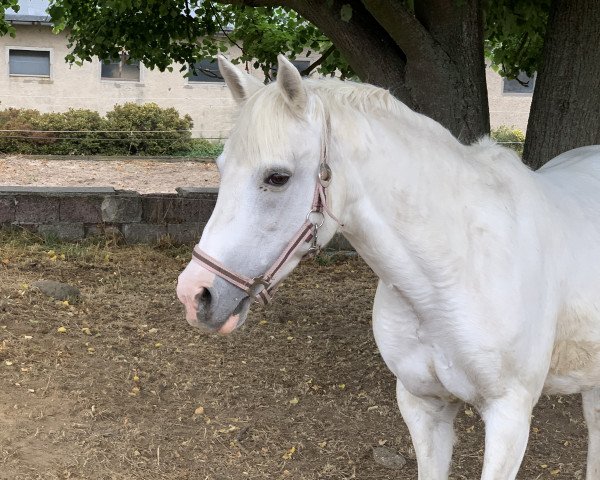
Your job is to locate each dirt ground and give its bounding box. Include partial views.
[0,231,591,479]
[0,156,220,193]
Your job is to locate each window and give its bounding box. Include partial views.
[503,72,536,94]
[270,59,311,78]
[101,58,141,82]
[290,60,311,74]
[188,59,223,83]
[9,49,50,77]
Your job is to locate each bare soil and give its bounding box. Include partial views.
[0,232,590,479]
[0,156,220,193]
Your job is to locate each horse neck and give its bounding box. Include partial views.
[329,105,475,294]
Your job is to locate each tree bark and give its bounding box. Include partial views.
[523,0,600,169]
[410,0,490,143]
[289,0,412,103]
[332,0,489,143]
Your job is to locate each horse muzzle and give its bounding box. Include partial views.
[176,263,251,334]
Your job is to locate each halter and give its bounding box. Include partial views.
[191,115,341,305]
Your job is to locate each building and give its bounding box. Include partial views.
[1,0,532,139]
[486,66,534,132]
[1,0,242,139]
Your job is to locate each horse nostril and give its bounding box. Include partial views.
[197,288,212,308]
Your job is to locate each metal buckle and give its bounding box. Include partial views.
[319,163,332,187]
[247,276,269,299]
[308,225,320,254]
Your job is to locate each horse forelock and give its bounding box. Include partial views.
[226,84,308,167]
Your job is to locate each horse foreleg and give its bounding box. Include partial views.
[480,392,533,480]
[582,388,600,479]
[396,380,459,480]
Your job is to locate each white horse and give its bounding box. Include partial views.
[177,54,600,479]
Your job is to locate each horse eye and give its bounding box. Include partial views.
[265,173,290,186]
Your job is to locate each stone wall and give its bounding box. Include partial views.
[0,186,217,244]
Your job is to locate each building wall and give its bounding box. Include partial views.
[0,24,532,139]
[0,25,245,139]
[486,67,532,132]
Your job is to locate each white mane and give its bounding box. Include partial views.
[228,75,518,171]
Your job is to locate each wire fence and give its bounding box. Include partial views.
[0,129,523,144]
[0,129,223,141]
[0,129,226,156]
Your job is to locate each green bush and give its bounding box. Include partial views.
[33,110,105,155]
[181,138,224,158]
[0,108,43,154]
[104,103,193,155]
[0,103,195,156]
[491,125,525,157]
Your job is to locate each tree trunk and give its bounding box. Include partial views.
[361,0,489,143]
[523,0,600,169]
[409,0,489,143]
[239,0,490,143]
[289,1,412,103]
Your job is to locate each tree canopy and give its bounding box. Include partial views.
[44,1,548,83]
[0,0,22,36]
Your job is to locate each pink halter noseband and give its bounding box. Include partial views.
[191,117,341,305]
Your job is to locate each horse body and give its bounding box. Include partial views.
[177,55,600,479]
[538,147,600,394]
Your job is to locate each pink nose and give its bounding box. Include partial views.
[176,263,216,327]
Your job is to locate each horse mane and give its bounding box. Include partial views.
[306,78,464,145]
[229,75,516,167]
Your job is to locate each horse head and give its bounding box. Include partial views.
[177,55,341,334]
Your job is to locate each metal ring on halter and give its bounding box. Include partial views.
[319,163,332,187]
[247,276,269,299]
[306,210,325,228]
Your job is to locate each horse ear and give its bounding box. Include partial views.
[217,55,263,104]
[276,54,307,113]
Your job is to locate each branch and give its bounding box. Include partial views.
[211,0,413,103]
[207,2,245,54]
[302,44,336,76]
[361,0,437,59]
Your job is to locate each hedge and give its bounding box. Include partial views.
[0,103,194,156]
[491,125,525,157]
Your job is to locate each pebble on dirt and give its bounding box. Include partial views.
[32,280,81,303]
[372,446,407,470]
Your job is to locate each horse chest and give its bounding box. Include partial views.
[373,321,472,402]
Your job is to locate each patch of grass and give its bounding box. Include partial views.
[0,228,189,264]
[176,138,224,158]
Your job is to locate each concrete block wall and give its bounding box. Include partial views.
[0,186,216,244]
